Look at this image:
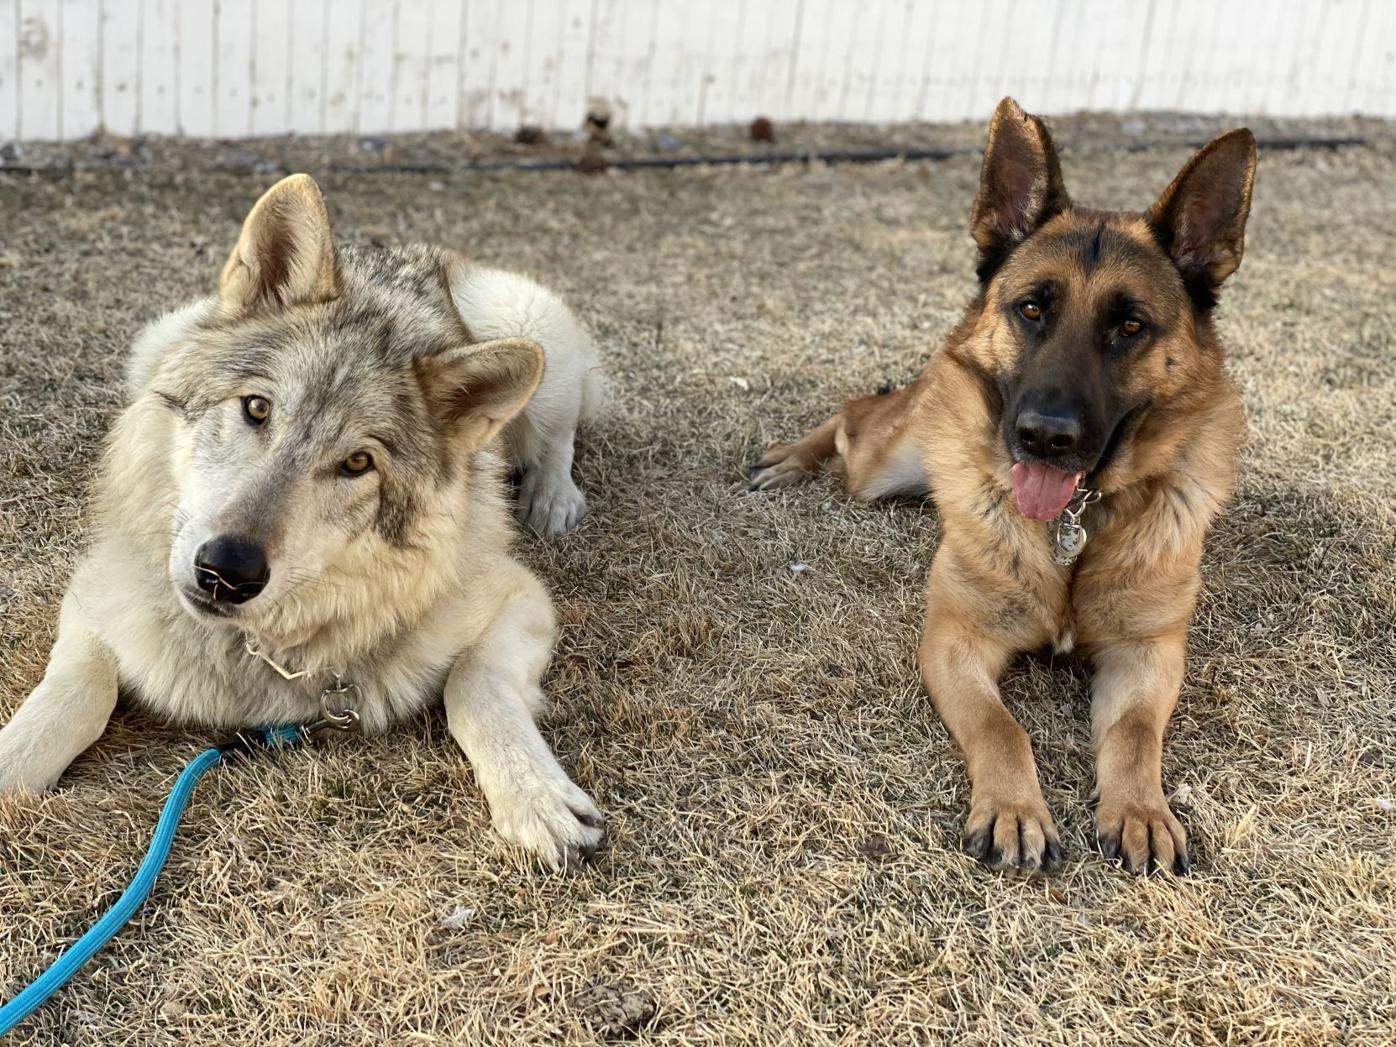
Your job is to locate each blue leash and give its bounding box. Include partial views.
[0,725,308,1038]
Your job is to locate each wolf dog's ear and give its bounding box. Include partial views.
[219,174,338,311]
[1149,129,1257,303]
[416,338,545,451]
[970,97,1071,281]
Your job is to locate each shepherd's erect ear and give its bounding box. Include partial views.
[416,338,545,451]
[219,174,338,311]
[1149,129,1256,303]
[970,97,1071,281]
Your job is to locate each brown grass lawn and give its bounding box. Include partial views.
[1,123,1394,1045]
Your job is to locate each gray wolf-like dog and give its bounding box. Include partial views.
[0,174,605,869]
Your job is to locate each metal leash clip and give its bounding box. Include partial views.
[307,674,362,739]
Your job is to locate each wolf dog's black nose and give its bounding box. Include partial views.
[1015,409,1082,457]
[194,536,270,603]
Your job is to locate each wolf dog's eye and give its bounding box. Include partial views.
[242,396,271,424]
[1019,302,1042,321]
[1120,319,1144,337]
[341,451,374,476]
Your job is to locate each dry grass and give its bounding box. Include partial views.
[1,123,1394,1045]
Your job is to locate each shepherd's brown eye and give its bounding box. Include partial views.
[1019,302,1042,321]
[242,396,271,424]
[1121,319,1143,336]
[341,451,374,476]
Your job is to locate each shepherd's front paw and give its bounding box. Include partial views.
[1095,794,1189,876]
[961,787,1065,875]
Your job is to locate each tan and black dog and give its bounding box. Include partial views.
[752,98,1255,875]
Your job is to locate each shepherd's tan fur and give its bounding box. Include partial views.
[754,99,1255,875]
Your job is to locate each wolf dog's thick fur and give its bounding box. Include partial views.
[753,99,1256,876]
[0,175,604,869]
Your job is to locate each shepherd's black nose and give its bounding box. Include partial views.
[193,536,269,604]
[1016,409,1083,457]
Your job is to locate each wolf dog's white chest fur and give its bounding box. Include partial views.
[73,529,515,734]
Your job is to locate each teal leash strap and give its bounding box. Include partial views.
[0,724,307,1038]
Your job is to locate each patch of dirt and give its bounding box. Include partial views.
[571,981,658,1040]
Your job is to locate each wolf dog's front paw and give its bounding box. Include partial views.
[0,741,58,795]
[490,770,604,871]
[960,790,1065,875]
[1095,795,1189,876]
[517,469,587,536]
[748,443,818,491]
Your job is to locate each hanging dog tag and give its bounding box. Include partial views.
[1047,485,1099,567]
[1051,520,1088,566]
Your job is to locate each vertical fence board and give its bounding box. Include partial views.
[695,0,740,124]
[548,0,590,129]
[138,0,178,134]
[57,0,99,137]
[918,0,962,120]
[390,0,428,130]
[1362,0,1392,115]
[521,0,556,127]
[643,0,688,126]
[589,0,650,128]
[1132,0,1174,111]
[322,0,360,133]
[1306,0,1355,118]
[459,0,499,129]
[787,0,824,119]
[1345,0,1376,113]
[750,0,800,121]
[287,0,325,133]
[422,0,461,129]
[356,0,394,132]
[214,0,251,137]
[18,0,60,138]
[176,0,213,134]
[249,0,287,134]
[489,0,528,127]
[881,0,925,123]
[0,1,16,140]
[102,0,139,134]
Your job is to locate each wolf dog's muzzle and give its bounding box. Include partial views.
[193,535,270,604]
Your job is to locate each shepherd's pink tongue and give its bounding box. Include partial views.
[1011,462,1082,521]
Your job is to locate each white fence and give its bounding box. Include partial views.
[1,0,1393,142]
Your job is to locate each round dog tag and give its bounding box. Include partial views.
[1052,522,1087,565]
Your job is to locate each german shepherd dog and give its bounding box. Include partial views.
[752,99,1256,875]
[0,176,604,869]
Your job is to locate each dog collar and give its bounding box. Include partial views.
[242,635,361,734]
[1049,485,1101,566]
[243,636,316,680]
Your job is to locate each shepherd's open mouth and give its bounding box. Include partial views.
[1010,461,1083,521]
